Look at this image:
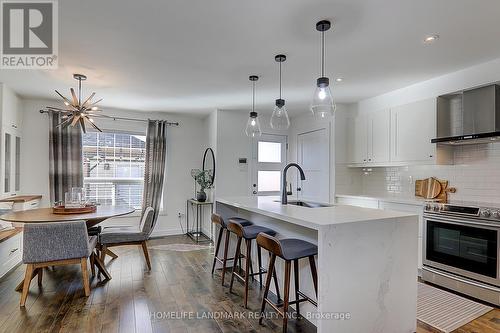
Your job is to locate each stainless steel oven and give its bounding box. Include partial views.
[422,202,500,305]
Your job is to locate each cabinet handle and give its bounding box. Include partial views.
[11,124,17,129]
[10,248,18,254]
[368,158,372,162]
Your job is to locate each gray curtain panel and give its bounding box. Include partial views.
[142,120,167,234]
[48,112,84,204]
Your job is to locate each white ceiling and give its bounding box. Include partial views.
[2,0,500,116]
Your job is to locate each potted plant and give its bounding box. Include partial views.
[191,169,214,202]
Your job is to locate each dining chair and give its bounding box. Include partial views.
[20,221,99,307]
[98,206,154,270]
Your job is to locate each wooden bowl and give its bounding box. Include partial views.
[52,205,97,215]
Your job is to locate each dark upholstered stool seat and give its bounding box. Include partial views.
[226,217,253,228]
[241,225,276,239]
[279,239,318,260]
[211,214,254,286]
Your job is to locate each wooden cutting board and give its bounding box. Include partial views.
[415,177,442,199]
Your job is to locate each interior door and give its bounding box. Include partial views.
[297,128,330,202]
[251,134,287,196]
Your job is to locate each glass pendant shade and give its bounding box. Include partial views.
[311,20,336,119]
[245,112,262,137]
[270,102,290,130]
[311,84,336,119]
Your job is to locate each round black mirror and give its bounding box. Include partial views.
[202,148,215,184]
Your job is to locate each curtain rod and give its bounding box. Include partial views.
[39,109,180,126]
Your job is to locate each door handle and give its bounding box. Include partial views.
[296,187,301,192]
[252,190,257,194]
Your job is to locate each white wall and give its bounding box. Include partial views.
[338,56,500,204]
[20,98,207,237]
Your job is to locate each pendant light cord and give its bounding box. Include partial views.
[279,61,282,99]
[78,78,82,105]
[252,81,255,112]
[321,30,325,77]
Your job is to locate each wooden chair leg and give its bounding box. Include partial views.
[141,241,152,271]
[259,254,276,325]
[270,252,282,302]
[211,227,224,275]
[20,264,34,307]
[257,245,263,288]
[90,253,96,277]
[105,248,118,259]
[221,229,230,286]
[282,261,292,333]
[93,255,112,280]
[293,259,300,318]
[81,258,90,297]
[308,256,318,297]
[100,245,107,264]
[244,239,252,308]
[229,236,242,293]
[37,268,43,286]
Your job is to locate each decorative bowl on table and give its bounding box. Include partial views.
[52,204,97,214]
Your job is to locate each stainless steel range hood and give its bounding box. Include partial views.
[432,84,500,145]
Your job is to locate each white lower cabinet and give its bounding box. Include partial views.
[0,233,22,278]
[336,196,424,274]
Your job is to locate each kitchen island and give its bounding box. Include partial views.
[215,196,419,333]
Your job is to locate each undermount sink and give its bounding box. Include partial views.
[275,200,331,208]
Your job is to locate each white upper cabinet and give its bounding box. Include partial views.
[390,98,436,163]
[348,109,390,164]
[350,115,368,164]
[345,97,452,167]
[0,85,22,197]
[368,109,391,163]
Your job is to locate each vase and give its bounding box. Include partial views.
[196,189,207,202]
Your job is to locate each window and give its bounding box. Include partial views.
[251,134,287,195]
[82,132,146,209]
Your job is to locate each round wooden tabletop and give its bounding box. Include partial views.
[0,205,135,225]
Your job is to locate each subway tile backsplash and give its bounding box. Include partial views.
[337,142,500,204]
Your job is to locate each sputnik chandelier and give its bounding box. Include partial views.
[45,73,103,133]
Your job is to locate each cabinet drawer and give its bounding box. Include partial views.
[0,233,22,277]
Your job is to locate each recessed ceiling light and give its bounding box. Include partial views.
[335,77,344,82]
[423,34,439,44]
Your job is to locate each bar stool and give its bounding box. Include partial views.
[211,213,254,285]
[257,233,318,333]
[228,220,280,308]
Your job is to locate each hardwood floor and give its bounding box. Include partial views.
[0,235,498,333]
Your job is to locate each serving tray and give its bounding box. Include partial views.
[52,205,97,214]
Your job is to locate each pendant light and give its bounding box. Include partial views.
[270,54,290,130]
[311,20,336,119]
[245,75,262,137]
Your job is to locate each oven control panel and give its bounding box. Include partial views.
[424,202,500,222]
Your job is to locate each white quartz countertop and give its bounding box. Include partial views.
[336,193,432,206]
[216,196,417,230]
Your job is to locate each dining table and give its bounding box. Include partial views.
[0,205,135,289]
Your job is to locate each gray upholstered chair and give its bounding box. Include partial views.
[20,221,98,307]
[98,207,154,270]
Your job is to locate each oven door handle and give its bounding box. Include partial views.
[424,266,500,292]
[423,214,500,229]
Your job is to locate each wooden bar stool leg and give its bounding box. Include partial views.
[244,239,252,308]
[282,261,292,333]
[221,229,230,286]
[211,227,224,275]
[257,245,263,288]
[259,254,276,325]
[229,236,242,293]
[308,256,318,297]
[293,259,300,318]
